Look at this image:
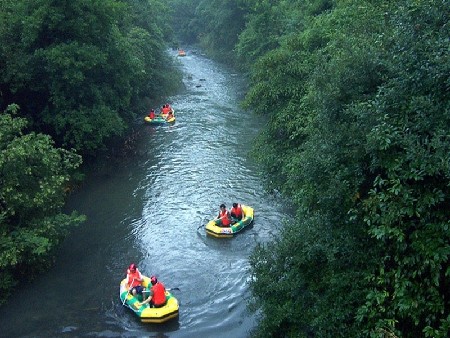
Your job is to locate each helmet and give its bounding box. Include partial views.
[232,203,238,208]
[150,276,158,285]
[220,204,226,209]
[129,263,137,272]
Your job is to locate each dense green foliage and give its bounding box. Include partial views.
[168,0,450,336]
[0,0,179,154]
[0,105,85,303]
[235,0,333,70]
[0,0,180,305]
[167,0,246,64]
[167,0,333,68]
[245,1,449,337]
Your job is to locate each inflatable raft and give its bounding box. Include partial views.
[205,205,254,238]
[144,115,176,124]
[119,275,179,323]
[144,110,176,124]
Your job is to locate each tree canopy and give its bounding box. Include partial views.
[167,0,246,64]
[0,0,179,154]
[168,0,450,336]
[0,0,180,304]
[246,1,449,336]
[0,105,85,302]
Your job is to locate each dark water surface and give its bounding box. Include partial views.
[0,50,291,338]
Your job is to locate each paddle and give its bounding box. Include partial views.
[142,287,180,293]
[198,217,217,230]
[122,278,134,306]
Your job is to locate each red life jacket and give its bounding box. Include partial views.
[218,210,231,226]
[222,216,231,226]
[162,107,170,114]
[151,282,167,306]
[149,111,155,119]
[218,209,227,218]
[127,269,142,288]
[230,205,243,219]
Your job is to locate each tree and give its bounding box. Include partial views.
[167,0,246,65]
[0,0,178,154]
[246,0,450,336]
[354,1,450,336]
[0,105,85,304]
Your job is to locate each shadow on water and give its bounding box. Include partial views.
[0,47,292,338]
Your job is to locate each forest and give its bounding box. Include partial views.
[0,0,180,306]
[1,0,449,337]
[170,0,449,336]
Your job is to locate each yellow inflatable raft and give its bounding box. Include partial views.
[144,110,176,124]
[205,204,254,238]
[119,275,179,323]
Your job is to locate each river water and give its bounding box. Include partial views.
[0,50,291,338]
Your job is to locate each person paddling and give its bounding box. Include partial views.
[126,263,146,301]
[230,202,244,222]
[165,110,174,121]
[138,276,167,308]
[161,104,171,115]
[215,203,232,227]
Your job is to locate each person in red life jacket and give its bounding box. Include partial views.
[139,276,167,308]
[126,263,146,300]
[165,110,174,121]
[161,104,171,115]
[215,203,232,227]
[148,109,156,119]
[230,203,244,223]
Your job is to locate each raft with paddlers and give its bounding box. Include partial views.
[144,108,176,124]
[144,114,175,124]
[205,204,254,238]
[119,275,179,323]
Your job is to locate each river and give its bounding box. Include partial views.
[0,49,291,338]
